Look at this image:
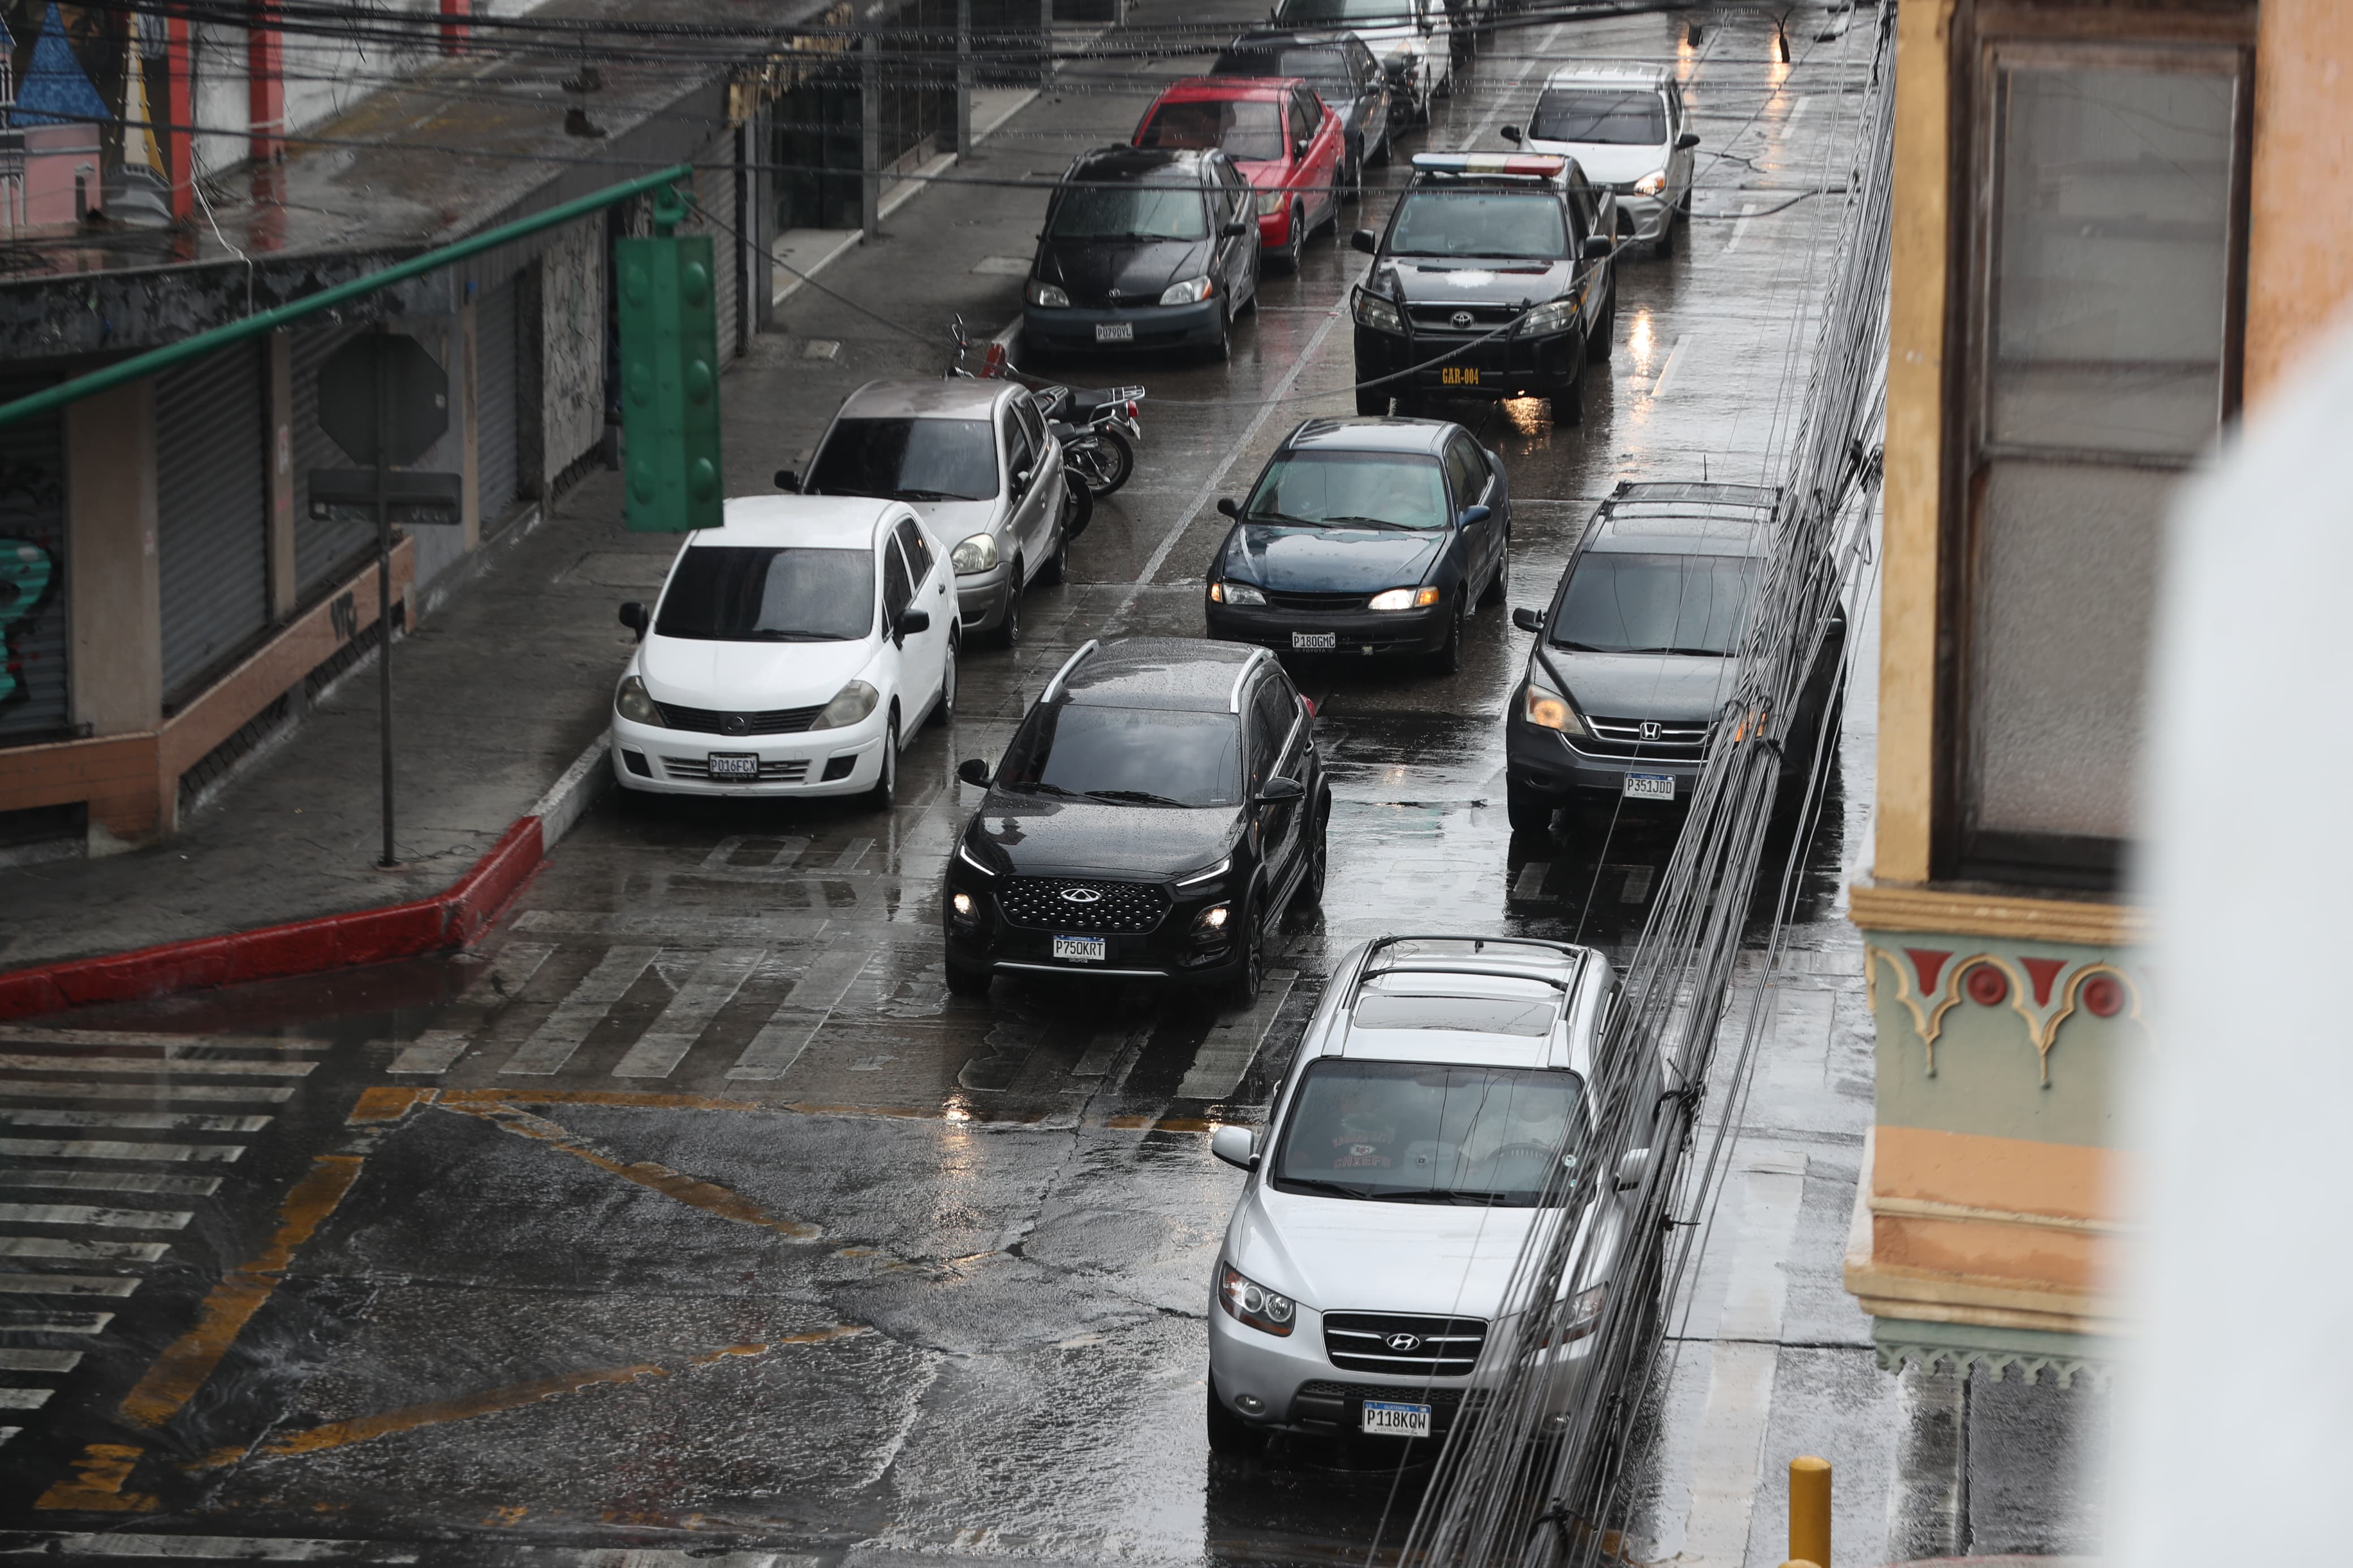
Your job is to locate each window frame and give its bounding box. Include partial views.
[1933,2,2255,890]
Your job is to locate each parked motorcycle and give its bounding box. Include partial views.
[949,316,1144,500]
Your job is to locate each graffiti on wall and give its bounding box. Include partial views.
[0,538,54,705]
[540,216,605,483]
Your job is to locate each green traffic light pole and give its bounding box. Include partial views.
[0,162,693,433]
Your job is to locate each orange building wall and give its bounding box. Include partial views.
[2246,0,2353,407]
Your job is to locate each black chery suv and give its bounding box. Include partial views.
[943,638,1329,1003]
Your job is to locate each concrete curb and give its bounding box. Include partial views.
[0,733,614,1022]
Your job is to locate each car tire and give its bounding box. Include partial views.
[996,571,1024,649]
[1041,509,1072,586]
[868,711,899,811]
[1430,596,1466,675]
[944,954,992,997]
[1588,278,1616,364]
[1507,781,1555,835]
[1654,215,1677,259]
[1480,541,1509,608]
[1281,204,1307,273]
[1207,1377,1258,1456]
[1343,145,1364,206]
[1553,353,1585,427]
[1223,897,1264,1009]
[1298,803,1328,910]
[930,635,957,727]
[1206,301,1233,364]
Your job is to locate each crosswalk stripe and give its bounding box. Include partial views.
[386,1031,470,1075]
[1175,970,1299,1100]
[498,946,663,1075]
[0,1028,329,1053]
[727,948,872,1081]
[613,948,765,1078]
[0,1534,432,1562]
[0,1079,294,1103]
[514,909,830,943]
[0,1428,17,1446]
[0,1054,312,1078]
[0,1348,81,1373]
[0,1108,272,1133]
[0,1204,191,1229]
[0,1139,243,1163]
[0,1272,136,1297]
[0,1312,112,1333]
[454,941,557,1007]
[0,1237,171,1263]
[0,1170,221,1195]
[0,1389,54,1409]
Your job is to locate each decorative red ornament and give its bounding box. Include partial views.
[1964,962,2009,1007]
[2082,974,2123,1018]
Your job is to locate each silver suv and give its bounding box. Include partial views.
[1204,935,1658,1453]
[790,379,1078,647]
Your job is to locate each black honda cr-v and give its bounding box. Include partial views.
[942,638,1329,1003]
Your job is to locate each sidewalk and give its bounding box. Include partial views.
[0,33,1152,1003]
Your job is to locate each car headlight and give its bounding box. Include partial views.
[951,891,975,917]
[1256,191,1285,217]
[1523,664,1587,736]
[1176,856,1231,887]
[1026,279,1070,308]
[1522,295,1580,336]
[1159,275,1214,306]
[614,675,660,724]
[1523,1284,1608,1350]
[811,680,880,731]
[1634,169,1666,197]
[1352,287,1403,334]
[951,532,1000,573]
[1194,904,1231,931]
[1210,581,1266,606]
[1368,585,1440,611]
[1218,1262,1296,1337]
[956,842,996,877]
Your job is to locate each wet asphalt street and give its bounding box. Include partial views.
[0,5,2106,1563]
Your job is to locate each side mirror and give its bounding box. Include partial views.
[957,758,992,787]
[1217,496,1242,519]
[618,601,649,641]
[1614,1147,1653,1191]
[1583,234,1614,261]
[898,607,931,638]
[774,468,799,491]
[1675,130,1700,150]
[1014,467,1033,495]
[1499,124,1523,145]
[1350,228,1378,256]
[1459,503,1491,528]
[1210,1125,1259,1170]
[1256,775,1305,804]
[1221,219,1251,238]
[1511,606,1545,634]
[1294,138,1312,161]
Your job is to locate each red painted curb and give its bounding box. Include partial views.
[0,815,548,1022]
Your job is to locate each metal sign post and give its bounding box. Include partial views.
[313,327,461,870]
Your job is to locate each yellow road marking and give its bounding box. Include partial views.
[195,1327,867,1468]
[33,1442,157,1512]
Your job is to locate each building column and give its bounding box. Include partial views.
[165,15,194,222]
[860,29,882,240]
[750,103,777,326]
[64,381,163,848]
[247,0,284,161]
[439,0,471,53]
[266,329,295,620]
[459,295,482,551]
[955,0,972,159]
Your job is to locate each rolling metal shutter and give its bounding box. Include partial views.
[0,377,68,744]
[693,148,739,363]
[156,344,270,703]
[292,319,374,597]
[476,277,522,517]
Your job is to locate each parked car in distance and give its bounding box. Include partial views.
[1267,0,1452,124]
[1024,146,1263,361]
[611,497,954,810]
[789,379,1073,649]
[1204,416,1510,673]
[942,638,1329,1003]
[1135,77,1347,273]
[1348,152,1616,422]
[1210,31,1393,188]
[1503,481,1846,834]
[1204,934,1657,1455]
[1505,63,1699,257]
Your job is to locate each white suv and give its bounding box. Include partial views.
[1204,935,1659,1453]
[1508,64,1698,256]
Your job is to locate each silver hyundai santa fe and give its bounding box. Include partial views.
[1204,934,1659,1452]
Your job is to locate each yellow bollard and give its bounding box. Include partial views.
[1789,1455,1832,1568]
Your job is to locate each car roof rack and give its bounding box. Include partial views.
[1228,646,1273,713]
[1042,639,1100,704]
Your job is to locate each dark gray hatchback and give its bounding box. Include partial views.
[1502,481,1845,833]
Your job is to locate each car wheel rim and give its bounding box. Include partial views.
[943,646,956,715]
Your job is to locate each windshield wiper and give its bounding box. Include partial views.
[890,488,972,503]
[751,631,849,642]
[1372,1188,1509,1206]
[1085,789,1190,807]
[1005,780,1084,798]
[1277,1176,1384,1200]
[1321,515,1421,531]
[1622,646,1727,657]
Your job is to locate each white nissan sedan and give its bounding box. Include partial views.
[609,496,956,809]
[1203,935,1659,1455]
